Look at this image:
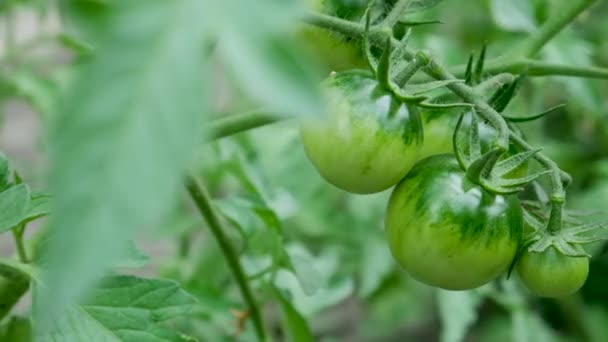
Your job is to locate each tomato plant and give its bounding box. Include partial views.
[0,0,608,341]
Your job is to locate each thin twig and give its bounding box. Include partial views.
[184,176,267,341]
[11,223,28,263]
[513,0,598,58]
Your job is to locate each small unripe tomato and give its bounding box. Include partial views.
[301,71,423,194]
[516,246,589,298]
[385,154,522,290]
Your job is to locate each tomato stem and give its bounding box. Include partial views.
[381,0,411,28]
[11,223,28,263]
[209,110,281,140]
[185,176,267,342]
[513,0,598,58]
[394,51,427,87]
[547,197,566,233]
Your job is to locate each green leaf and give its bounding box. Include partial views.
[115,241,150,269]
[36,275,197,342]
[283,244,321,296]
[0,153,8,191]
[22,192,52,225]
[0,184,30,233]
[37,0,208,327]
[211,0,323,117]
[0,316,31,342]
[10,69,59,118]
[489,0,536,33]
[404,0,445,13]
[542,31,602,115]
[438,289,484,342]
[271,286,314,342]
[510,309,558,342]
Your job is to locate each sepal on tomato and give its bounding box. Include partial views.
[502,103,566,123]
[453,110,542,194]
[473,42,487,85]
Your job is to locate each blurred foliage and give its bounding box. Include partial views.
[0,0,607,341]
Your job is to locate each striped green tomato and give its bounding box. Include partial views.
[300,71,423,194]
[516,246,589,298]
[385,154,523,290]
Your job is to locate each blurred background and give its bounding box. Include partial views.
[1,0,608,341]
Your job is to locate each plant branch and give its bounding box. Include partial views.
[382,0,411,27]
[209,111,281,140]
[12,224,28,263]
[184,176,267,342]
[448,58,608,79]
[513,0,597,58]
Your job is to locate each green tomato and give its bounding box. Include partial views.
[301,71,423,194]
[419,109,528,178]
[385,154,522,290]
[417,108,458,159]
[516,246,589,298]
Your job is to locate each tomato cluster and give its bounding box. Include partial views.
[301,71,588,295]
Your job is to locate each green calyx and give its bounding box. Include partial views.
[453,110,545,194]
[361,7,471,111]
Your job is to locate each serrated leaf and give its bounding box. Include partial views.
[271,286,314,342]
[37,0,208,327]
[0,184,30,233]
[36,275,197,342]
[490,0,536,33]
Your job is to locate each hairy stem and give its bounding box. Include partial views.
[449,58,608,79]
[514,0,597,58]
[382,0,411,27]
[184,176,267,341]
